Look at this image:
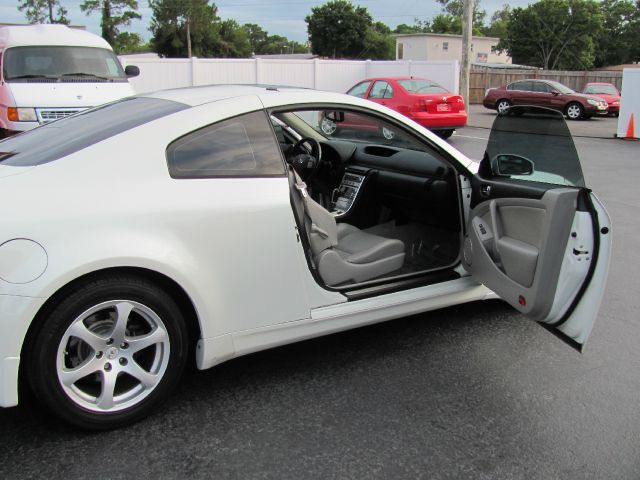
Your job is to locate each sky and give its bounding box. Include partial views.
[1,0,533,44]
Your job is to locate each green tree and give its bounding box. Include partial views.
[80,0,141,48]
[498,0,604,70]
[305,0,393,59]
[259,35,307,54]
[393,18,430,34]
[435,0,486,34]
[150,0,221,57]
[114,32,149,54]
[242,24,307,55]
[243,23,269,54]
[594,0,640,67]
[483,5,511,38]
[361,21,395,59]
[429,14,462,34]
[218,19,252,57]
[18,0,69,24]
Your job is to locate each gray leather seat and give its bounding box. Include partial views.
[315,223,405,285]
[289,170,405,286]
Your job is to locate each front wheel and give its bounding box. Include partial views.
[496,99,512,114]
[565,102,584,120]
[28,275,189,429]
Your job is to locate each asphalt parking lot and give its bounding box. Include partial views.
[1,108,638,480]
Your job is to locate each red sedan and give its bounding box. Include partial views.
[582,82,621,117]
[325,77,467,139]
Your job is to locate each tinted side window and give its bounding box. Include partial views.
[0,97,188,167]
[485,106,585,187]
[347,81,371,98]
[369,81,392,99]
[533,82,550,93]
[167,110,285,178]
[509,81,533,91]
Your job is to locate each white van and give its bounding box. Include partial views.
[0,24,138,137]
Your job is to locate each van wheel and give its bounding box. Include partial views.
[28,275,188,430]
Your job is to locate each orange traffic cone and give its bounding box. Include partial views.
[623,113,637,141]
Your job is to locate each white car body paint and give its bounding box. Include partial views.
[0,85,609,408]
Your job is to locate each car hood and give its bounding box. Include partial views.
[585,93,620,103]
[569,92,608,103]
[6,82,134,108]
[0,164,34,179]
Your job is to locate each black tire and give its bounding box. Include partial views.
[437,129,454,139]
[496,99,512,114]
[28,275,188,430]
[565,102,584,120]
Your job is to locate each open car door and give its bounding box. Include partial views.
[463,106,611,351]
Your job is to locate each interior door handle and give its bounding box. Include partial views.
[488,200,502,261]
[480,184,492,197]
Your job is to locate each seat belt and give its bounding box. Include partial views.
[291,169,338,251]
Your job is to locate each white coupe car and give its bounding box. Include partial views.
[0,86,611,429]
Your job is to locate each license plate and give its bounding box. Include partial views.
[437,103,451,112]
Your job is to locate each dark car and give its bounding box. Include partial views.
[483,79,608,120]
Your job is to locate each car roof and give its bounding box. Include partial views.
[0,24,111,49]
[584,82,615,86]
[141,84,313,107]
[361,77,432,82]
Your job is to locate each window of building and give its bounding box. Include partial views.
[442,42,449,51]
[398,42,404,59]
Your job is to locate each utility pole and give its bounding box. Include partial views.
[460,0,473,106]
[186,15,192,58]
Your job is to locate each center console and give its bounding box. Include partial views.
[332,171,365,214]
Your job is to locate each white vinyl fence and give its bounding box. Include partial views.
[118,57,460,95]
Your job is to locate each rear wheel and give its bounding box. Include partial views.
[437,129,454,139]
[28,275,188,430]
[496,99,512,114]
[565,102,584,120]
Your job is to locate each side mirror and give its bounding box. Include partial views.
[551,90,560,96]
[491,154,534,177]
[124,65,140,78]
[323,110,345,123]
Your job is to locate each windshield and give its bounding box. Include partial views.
[547,81,575,95]
[584,84,618,95]
[3,46,127,82]
[485,106,585,187]
[397,79,448,94]
[290,109,419,150]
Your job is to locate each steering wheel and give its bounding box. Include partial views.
[289,137,322,181]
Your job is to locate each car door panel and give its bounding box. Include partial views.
[464,189,579,320]
[464,105,612,350]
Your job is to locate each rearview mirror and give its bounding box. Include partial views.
[323,111,345,123]
[491,154,534,177]
[125,65,140,78]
